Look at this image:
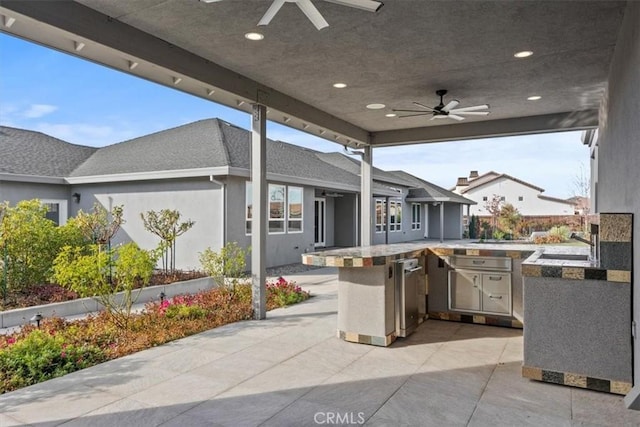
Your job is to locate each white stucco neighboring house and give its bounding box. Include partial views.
[452,170,576,217]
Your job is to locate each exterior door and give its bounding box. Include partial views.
[314,198,326,247]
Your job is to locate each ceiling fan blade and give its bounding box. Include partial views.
[451,111,490,116]
[393,109,432,113]
[297,0,330,29]
[450,104,490,112]
[398,113,431,118]
[258,0,286,26]
[324,0,384,12]
[412,102,435,111]
[442,100,459,113]
[448,114,466,121]
[430,115,448,120]
[199,0,224,3]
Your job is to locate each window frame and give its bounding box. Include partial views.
[375,199,385,233]
[287,186,303,234]
[411,203,421,230]
[389,199,402,232]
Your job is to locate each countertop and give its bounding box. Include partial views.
[301,240,593,268]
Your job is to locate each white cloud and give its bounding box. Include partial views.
[23,104,58,118]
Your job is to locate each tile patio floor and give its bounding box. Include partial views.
[1,268,638,426]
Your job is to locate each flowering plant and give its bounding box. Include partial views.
[266,277,310,308]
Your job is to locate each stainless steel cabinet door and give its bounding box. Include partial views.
[481,273,511,314]
[449,270,481,312]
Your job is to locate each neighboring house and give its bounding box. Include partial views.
[1,119,474,269]
[452,170,576,218]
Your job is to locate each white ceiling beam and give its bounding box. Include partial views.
[370,111,599,146]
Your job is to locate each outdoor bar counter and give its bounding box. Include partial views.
[302,214,634,396]
[302,241,591,347]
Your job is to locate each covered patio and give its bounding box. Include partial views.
[1,268,639,426]
[1,0,638,412]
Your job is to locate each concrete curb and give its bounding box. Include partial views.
[0,277,216,329]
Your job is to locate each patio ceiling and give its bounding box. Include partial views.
[0,1,627,147]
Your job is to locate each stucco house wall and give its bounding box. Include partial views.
[70,178,224,270]
[463,176,574,216]
[596,2,640,395]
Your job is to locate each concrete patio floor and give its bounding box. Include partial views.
[1,267,638,426]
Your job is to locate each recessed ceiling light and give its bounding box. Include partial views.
[514,50,533,58]
[333,83,347,88]
[245,32,264,41]
[366,103,386,110]
[527,95,542,101]
[385,113,397,117]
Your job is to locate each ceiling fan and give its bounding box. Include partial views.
[200,0,384,30]
[393,90,490,121]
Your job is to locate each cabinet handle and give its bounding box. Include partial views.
[489,295,503,299]
[489,276,502,281]
[472,260,485,265]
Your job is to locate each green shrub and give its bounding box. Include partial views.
[548,225,571,242]
[199,242,250,286]
[0,329,106,392]
[165,304,207,320]
[0,200,61,290]
[53,242,155,329]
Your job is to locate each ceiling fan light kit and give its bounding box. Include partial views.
[393,89,490,122]
[203,0,384,31]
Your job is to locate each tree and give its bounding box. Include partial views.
[572,163,591,232]
[484,194,503,237]
[74,203,124,248]
[468,214,479,239]
[140,209,195,274]
[498,203,522,238]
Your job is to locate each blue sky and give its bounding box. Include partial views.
[0,33,589,197]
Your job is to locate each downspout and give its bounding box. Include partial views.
[209,176,226,246]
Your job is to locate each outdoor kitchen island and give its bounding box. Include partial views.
[302,241,554,347]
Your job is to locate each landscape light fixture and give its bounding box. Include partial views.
[159,291,166,303]
[30,313,43,328]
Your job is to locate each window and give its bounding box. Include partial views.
[389,199,402,232]
[411,203,421,230]
[500,196,505,201]
[482,196,488,201]
[375,199,403,232]
[43,203,59,225]
[518,196,524,201]
[288,186,303,233]
[269,184,286,233]
[246,182,304,235]
[375,199,385,232]
[245,182,252,234]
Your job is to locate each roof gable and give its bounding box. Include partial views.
[0,126,97,178]
[459,172,544,194]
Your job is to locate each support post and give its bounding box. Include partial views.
[361,146,373,246]
[384,196,390,244]
[440,202,445,243]
[251,104,267,320]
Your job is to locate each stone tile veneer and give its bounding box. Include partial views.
[338,330,396,347]
[429,311,523,329]
[522,365,632,395]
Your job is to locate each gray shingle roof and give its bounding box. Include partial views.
[0,126,97,177]
[388,170,476,205]
[70,119,229,176]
